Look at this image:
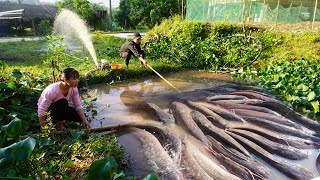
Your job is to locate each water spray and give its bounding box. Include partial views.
[53,9,99,68]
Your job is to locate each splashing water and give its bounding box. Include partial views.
[53,9,99,68]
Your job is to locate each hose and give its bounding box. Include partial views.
[213,34,263,73]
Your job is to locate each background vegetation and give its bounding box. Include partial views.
[1,15,320,178]
[143,17,320,118]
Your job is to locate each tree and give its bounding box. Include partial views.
[114,0,180,29]
[56,0,97,22]
[56,0,108,29]
[114,0,133,30]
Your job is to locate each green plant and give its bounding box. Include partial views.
[234,59,320,119]
[0,63,48,135]
[144,19,263,70]
[0,61,133,179]
[38,19,53,36]
[45,35,70,82]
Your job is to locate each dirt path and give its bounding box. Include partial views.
[0,37,44,43]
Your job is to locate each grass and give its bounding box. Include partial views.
[255,31,320,65]
[0,33,183,86]
[1,25,320,85]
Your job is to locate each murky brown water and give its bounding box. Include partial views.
[83,70,320,179]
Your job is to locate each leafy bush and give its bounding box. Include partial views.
[92,32,128,59]
[38,19,53,36]
[144,18,264,70]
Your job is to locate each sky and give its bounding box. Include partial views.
[39,0,120,8]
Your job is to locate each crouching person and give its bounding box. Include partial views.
[38,67,90,131]
[119,32,147,68]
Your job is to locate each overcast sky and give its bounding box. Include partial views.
[39,0,120,7]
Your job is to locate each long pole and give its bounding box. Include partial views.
[248,0,253,22]
[275,0,280,27]
[182,0,184,19]
[286,2,292,22]
[224,0,227,21]
[297,1,302,22]
[146,64,181,92]
[109,0,112,30]
[312,0,318,30]
[21,122,141,139]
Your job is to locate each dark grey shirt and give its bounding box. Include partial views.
[119,41,143,57]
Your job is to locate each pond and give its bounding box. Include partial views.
[84,70,320,179]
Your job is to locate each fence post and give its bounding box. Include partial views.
[312,0,318,30]
[238,1,243,21]
[242,0,246,23]
[248,0,253,22]
[297,1,302,22]
[182,0,184,19]
[286,2,293,22]
[224,0,227,21]
[275,0,280,27]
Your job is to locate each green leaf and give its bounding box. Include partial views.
[297,84,309,92]
[0,93,9,101]
[113,171,125,179]
[0,137,36,168]
[7,81,19,90]
[64,160,74,167]
[11,98,21,106]
[1,117,27,138]
[307,91,316,101]
[91,97,97,102]
[310,101,319,113]
[87,156,118,180]
[143,173,159,180]
[12,69,22,79]
[0,83,7,89]
[0,60,8,70]
[39,138,52,148]
[71,130,85,140]
[0,107,5,121]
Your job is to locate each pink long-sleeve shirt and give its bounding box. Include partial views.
[37,82,83,117]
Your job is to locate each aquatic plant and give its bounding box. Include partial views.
[234,59,320,119]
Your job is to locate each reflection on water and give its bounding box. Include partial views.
[84,70,231,128]
[83,70,320,179]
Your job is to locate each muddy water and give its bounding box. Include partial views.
[83,70,320,179]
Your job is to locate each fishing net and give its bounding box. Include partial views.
[186,0,320,24]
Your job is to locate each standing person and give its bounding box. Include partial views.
[38,68,90,131]
[119,32,147,68]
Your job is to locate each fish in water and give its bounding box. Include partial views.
[205,94,248,101]
[224,91,280,103]
[255,101,320,133]
[207,135,271,179]
[144,103,175,124]
[170,101,211,147]
[133,128,184,180]
[227,131,315,180]
[191,110,250,157]
[180,141,214,180]
[134,123,182,165]
[228,129,308,160]
[196,102,245,122]
[210,102,281,116]
[182,141,241,180]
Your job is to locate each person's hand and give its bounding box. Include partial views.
[83,120,91,129]
[139,57,147,66]
[141,59,147,66]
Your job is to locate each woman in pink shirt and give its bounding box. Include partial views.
[38,68,90,131]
